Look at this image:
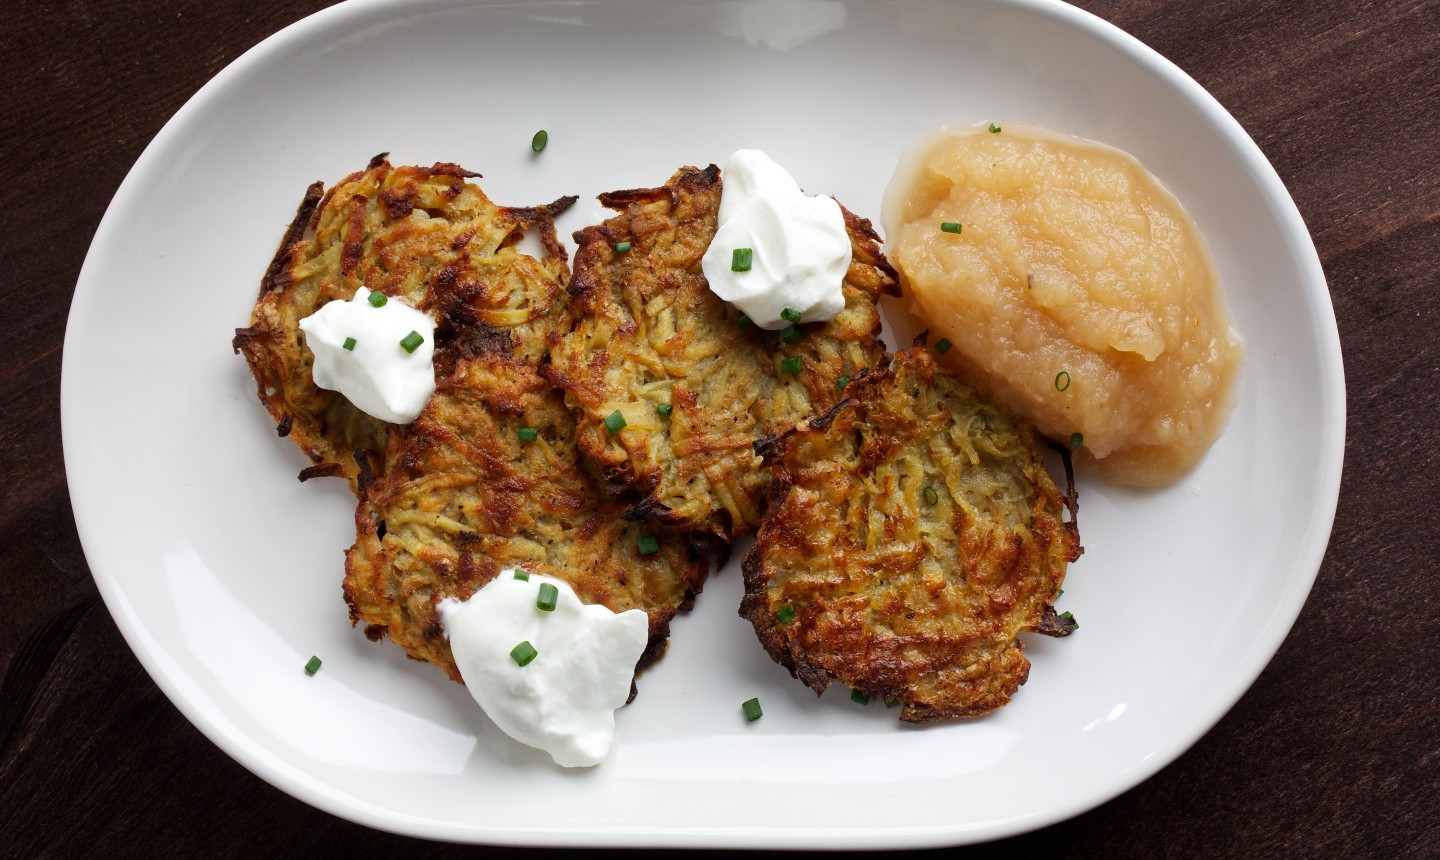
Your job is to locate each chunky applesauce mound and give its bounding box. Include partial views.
[883,124,1242,486]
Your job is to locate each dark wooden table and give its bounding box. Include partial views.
[3,1,1435,856]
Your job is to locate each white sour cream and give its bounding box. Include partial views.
[298,286,436,423]
[439,570,649,768]
[700,149,852,330]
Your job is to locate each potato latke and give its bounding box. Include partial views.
[741,346,1081,722]
[233,154,575,491]
[344,351,711,684]
[546,166,898,540]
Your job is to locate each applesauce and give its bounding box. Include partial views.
[882,123,1242,486]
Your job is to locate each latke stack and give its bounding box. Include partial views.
[235,156,708,687]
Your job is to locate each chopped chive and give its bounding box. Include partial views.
[536,582,559,612]
[940,222,963,234]
[922,485,939,506]
[510,640,538,667]
[342,336,357,351]
[656,403,673,418]
[781,307,803,324]
[1059,610,1078,630]
[367,291,388,308]
[1058,588,1065,597]
[781,324,803,344]
[742,697,763,722]
[1055,370,1071,392]
[614,241,632,254]
[735,313,754,329]
[1070,432,1083,449]
[513,570,530,581]
[851,689,871,706]
[518,427,539,442]
[303,655,322,676]
[604,410,627,433]
[636,533,660,555]
[989,122,1002,133]
[836,375,850,392]
[731,247,753,272]
[399,330,424,353]
[531,129,548,152]
[774,605,797,625]
[885,697,901,709]
[935,338,952,354]
[780,356,803,374]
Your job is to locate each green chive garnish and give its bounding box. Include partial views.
[935,338,952,354]
[531,129,548,152]
[1070,432,1083,449]
[851,689,871,706]
[922,485,939,506]
[604,410,626,433]
[885,697,901,709]
[399,331,424,353]
[636,533,660,555]
[781,325,802,344]
[342,337,357,351]
[513,570,530,581]
[837,375,850,392]
[1058,588,1065,597]
[657,403,672,418]
[781,307,802,324]
[780,356,803,374]
[774,605,797,625]
[1059,610,1078,630]
[736,313,754,329]
[367,291,388,307]
[304,655,322,676]
[940,222,963,234]
[742,697,763,722]
[614,241,632,254]
[510,640,538,667]
[731,247,753,272]
[989,122,1002,133]
[1055,370,1071,392]
[536,582,559,612]
[518,427,538,442]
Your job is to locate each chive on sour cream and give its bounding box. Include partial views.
[439,570,649,768]
[298,286,436,423]
[701,149,852,330]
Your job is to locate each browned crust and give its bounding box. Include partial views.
[255,180,323,301]
[740,347,1082,723]
[297,463,344,482]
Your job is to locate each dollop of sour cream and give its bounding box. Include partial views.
[700,149,852,330]
[298,286,437,423]
[439,571,649,768]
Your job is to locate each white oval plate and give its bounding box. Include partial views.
[62,0,1342,848]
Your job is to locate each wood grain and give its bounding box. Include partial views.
[2,0,1435,856]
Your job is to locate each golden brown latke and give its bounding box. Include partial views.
[344,351,711,683]
[232,154,575,490]
[740,346,1082,723]
[545,166,899,540]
